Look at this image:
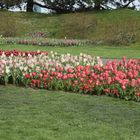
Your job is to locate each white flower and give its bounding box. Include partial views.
[5,66,10,74]
[10,53,14,57]
[51,54,54,58]
[24,66,28,71]
[76,62,79,65]
[61,58,65,63]
[83,58,87,63]
[54,52,57,55]
[50,51,53,54]
[37,50,40,53]
[67,53,70,57]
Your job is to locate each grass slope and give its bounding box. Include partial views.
[0,85,140,140]
[0,9,140,44]
[0,44,140,58]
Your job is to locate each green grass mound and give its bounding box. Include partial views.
[0,9,140,45]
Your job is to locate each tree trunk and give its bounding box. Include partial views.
[0,3,4,9]
[94,2,101,10]
[27,0,34,12]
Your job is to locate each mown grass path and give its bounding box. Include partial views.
[0,44,140,58]
[0,85,140,140]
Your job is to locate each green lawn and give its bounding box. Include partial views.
[1,9,140,140]
[0,44,140,58]
[0,85,140,140]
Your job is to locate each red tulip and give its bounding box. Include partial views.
[32,72,36,77]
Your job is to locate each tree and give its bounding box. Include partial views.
[0,0,139,13]
[0,0,34,12]
[34,0,77,13]
[108,0,136,9]
[26,0,34,12]
[0,0,22,9]
[35,0,105,13]
[40,0,137,12]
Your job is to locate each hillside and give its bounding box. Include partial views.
[0,9,140,45]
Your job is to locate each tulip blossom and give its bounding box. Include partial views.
[0,50,140,101]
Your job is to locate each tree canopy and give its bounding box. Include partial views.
[0,0,139,13]
[0,0,22,9]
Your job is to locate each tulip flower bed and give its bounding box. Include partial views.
[0,50,140,101]
[0,37,93,47]
[0,50,48,56]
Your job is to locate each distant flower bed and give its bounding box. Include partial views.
[0,50,140,101]
[0,37,93,46]
[26,31,48,38]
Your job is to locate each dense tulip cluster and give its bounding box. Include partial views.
[0,50,48,56]
[0,50,100,85]
[0,50,140,101]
